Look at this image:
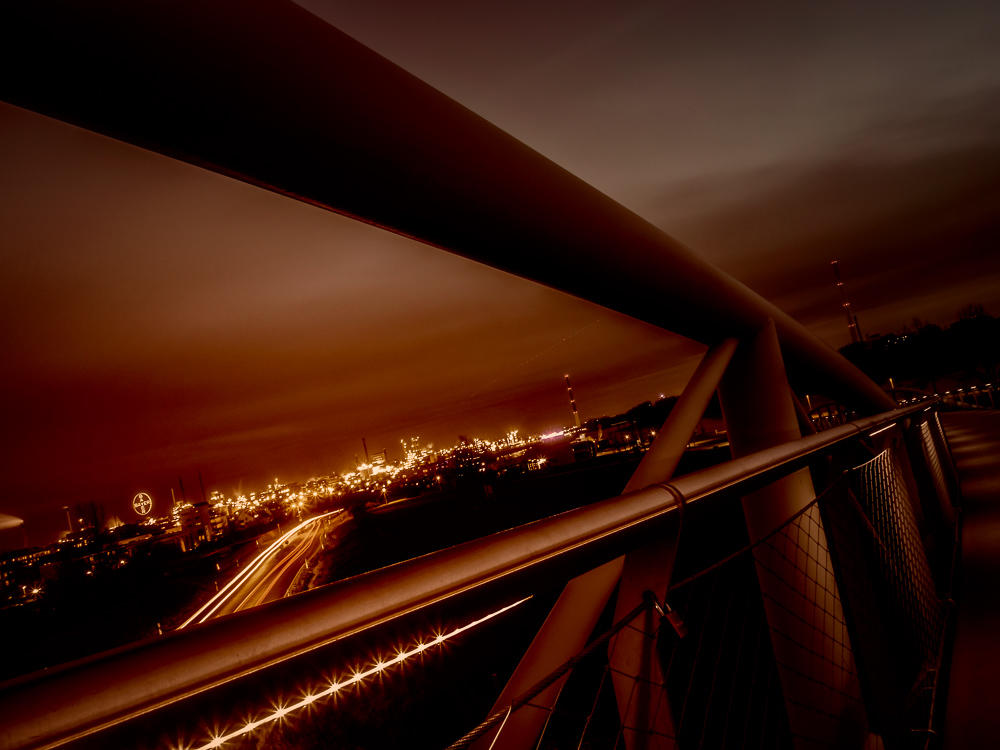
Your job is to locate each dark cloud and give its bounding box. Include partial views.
[647,88,1000,345]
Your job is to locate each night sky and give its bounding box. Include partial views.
[2,0,999,548]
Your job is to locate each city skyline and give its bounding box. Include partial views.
[3,0,1000,548]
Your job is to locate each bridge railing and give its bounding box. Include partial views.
[448,402,959,750]
[0,400,960,750]
[0,4,965,748]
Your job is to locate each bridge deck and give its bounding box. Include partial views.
[941,410,1000,748]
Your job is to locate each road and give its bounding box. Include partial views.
[179,510,345,628]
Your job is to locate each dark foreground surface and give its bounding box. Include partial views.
[942,410,1000,749]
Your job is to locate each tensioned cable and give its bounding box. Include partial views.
[445,593,659,750]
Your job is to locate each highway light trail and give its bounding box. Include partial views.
[232,522,324,611]
[171,597,531,750]
[178,510,341,628]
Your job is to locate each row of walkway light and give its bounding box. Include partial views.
[171,597,531,750]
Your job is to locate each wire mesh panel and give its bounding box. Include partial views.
[455,413,956,750]
[535,503,891,750]
[817,439,948,748]
[847,447,944,692]
[923,413,961,515]
[934,413,960,501]
[662,550,793,750]
[537,502,886,750]
[527,547,796,750]
[747,504,881,750]
[533,653,629,750]
[919,422,955,522]
[606,600,679,749]
[820,480,912,747]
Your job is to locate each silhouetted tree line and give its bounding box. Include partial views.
[584,392,722,435]
[0,543,195,681]
[840,305,999,390]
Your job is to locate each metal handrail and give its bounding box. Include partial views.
[0,0,893,417]
[0,401,932,750]
[0,4,948,748]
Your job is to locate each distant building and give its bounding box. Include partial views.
[401,437,429,468]
[169,500,228,552]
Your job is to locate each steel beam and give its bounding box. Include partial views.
[476,339,736,749]
[0,0,893,415]
[719,320,876,747]
[608,339,739,750]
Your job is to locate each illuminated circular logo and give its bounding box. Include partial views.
[132,492,153,516]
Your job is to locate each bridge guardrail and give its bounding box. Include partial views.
[451,402,959,749]
[0,400,947,750]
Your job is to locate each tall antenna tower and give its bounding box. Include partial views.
[361,438,371,480]
[565,374,582,429]
[831,261,862,344]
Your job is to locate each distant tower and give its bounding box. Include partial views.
[362,438,371,480]
[831,261,862,344]
[565,374,582,429]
